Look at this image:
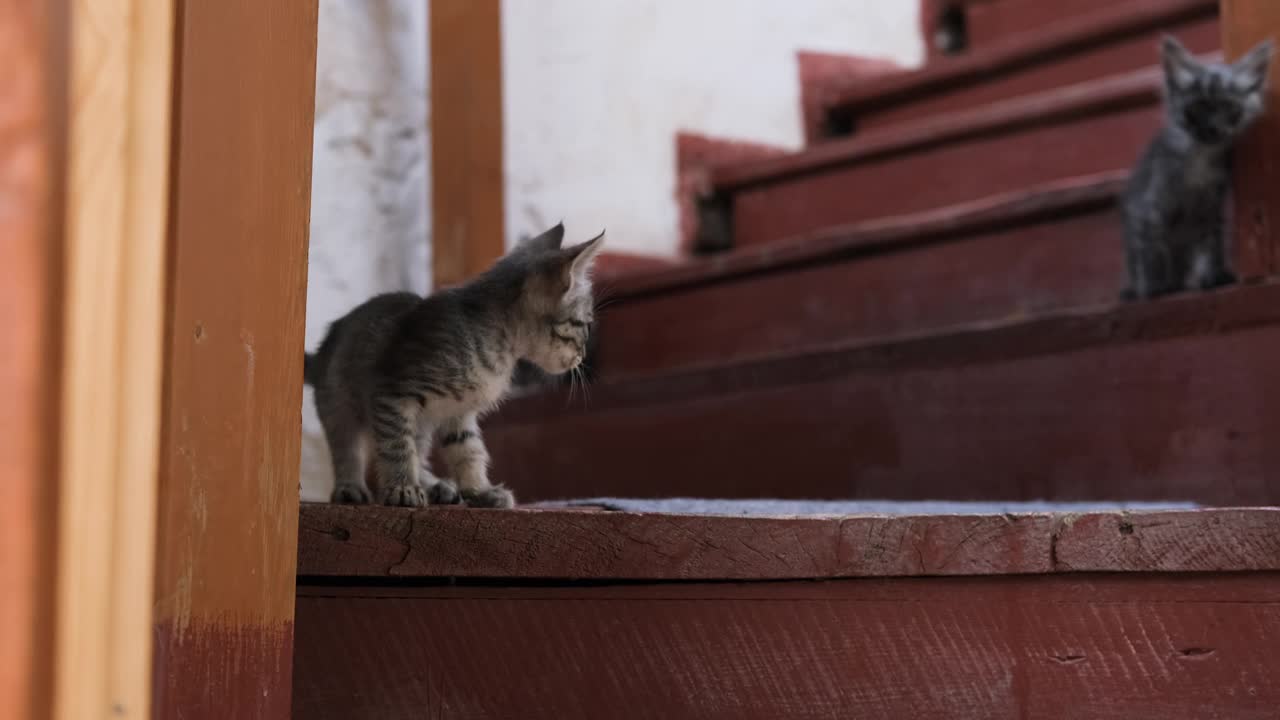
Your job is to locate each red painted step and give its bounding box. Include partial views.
[835,0,1217,136]
[703,67,1163,250]
[598,173,1126,381]
[797,51,903,144]
[296,504,1280,719]
[488,283,1280,506]
[923,0,1141,60]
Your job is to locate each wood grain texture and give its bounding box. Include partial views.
[833,0,1217,133]
[487,282,1280,504]
[55,0,174,716]
[0,1,65,717]
[293,574,1280,719]
[729,79,1160,248]
[153,1,317,717]
[1222,0,1280,279]
[1055,507,1280,571]
[595,175,1126,380]
[430,0,504,288]
[297,504,1280,580]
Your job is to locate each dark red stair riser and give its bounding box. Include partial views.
[595,200,1122,380]
[967,0,1122,48]
[488,286,1280,507]
[856,7,1217,133]
[732,99,1156,248]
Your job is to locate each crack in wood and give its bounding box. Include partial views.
[387,510,418,575]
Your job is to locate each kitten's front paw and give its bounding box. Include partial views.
[462,485,516,509]
[379,482,428,508]
[427,478,462,506]
[331,483,372,505]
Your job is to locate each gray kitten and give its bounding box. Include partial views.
[304,223,604,508]
[1121,36,1273,300]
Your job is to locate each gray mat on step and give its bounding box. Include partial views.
[542,497,1200,516]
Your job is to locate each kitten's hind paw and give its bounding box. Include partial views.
[462,485,516,509]
[379,482,429,508]
[331,483,372,505]
[427,478,462,505]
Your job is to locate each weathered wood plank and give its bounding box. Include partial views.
[0,1,64,717]
[298,505,1280,580]
[832,0,1217,133]
[1054,507,1280,571]
[1221,0,1280,278]
[153,2,317,717]
[293,574,1280,719]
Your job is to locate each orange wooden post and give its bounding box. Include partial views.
[0,1,65,717]
[1223,0,1280,278]
[151,1,318,717]
[430,0,505,288]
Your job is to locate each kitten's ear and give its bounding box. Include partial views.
[1161,35,1200,91]
[559,230,605,294]
[521,221,566,253]
[1232,38,1275,92]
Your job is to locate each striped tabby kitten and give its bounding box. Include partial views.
[1121,36,1273,300]
[305,223,604,508]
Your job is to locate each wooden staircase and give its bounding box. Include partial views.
[479,0,1262,507]
[294,2,1280,717]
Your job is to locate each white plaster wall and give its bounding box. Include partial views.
[301,1,922,500]
[502,0,924,256]
[302,0,430,501]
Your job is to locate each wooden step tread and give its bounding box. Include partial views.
[487,282,1280,505]
[714,67,1160,193]
[523,279,1280,422]
[298,503,1279,580]
[609,171,1126,300]
[710,61,1173,248]
[827,0,1216,133]
[595,172,1128,380]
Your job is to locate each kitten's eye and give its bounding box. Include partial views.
[1225,106,1243,124]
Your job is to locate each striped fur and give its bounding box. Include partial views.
[305,223,604,507]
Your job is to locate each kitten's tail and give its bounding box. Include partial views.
[303,352,319,386]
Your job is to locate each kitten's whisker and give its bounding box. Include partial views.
[579,365,592,407]
[594,297,621,313]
